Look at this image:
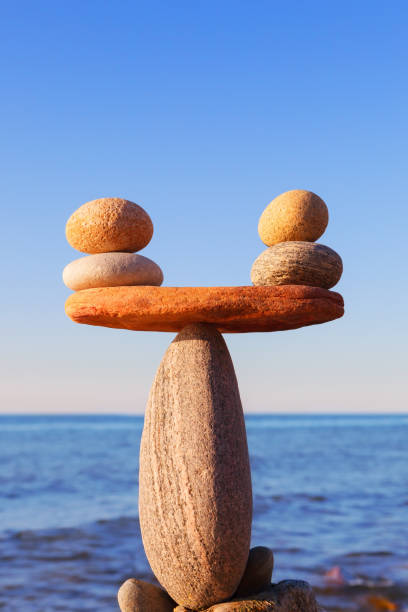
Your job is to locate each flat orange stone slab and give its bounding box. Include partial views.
[65,285,344,333]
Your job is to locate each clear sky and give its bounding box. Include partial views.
[1,1,407,414]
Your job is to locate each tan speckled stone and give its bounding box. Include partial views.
[205,601,275,611]
[235,547,274,597]
[63,252,163,291]
[117,578,175,611]
[270,580,319,612]
[258,190,328,246]
[65,198,153,253]
[139,323,252,609]
[251,242,343,290]
[175,579,319,611]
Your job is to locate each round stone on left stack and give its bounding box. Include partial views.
[66,197,153,254]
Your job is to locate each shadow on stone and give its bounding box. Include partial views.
[235,546,274,598]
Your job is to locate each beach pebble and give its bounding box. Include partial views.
[118,578,175,612]
[63,252,163,291]
[175,579,319,612]
[258,190,328,246]
[251,242,342,289]
[272,580,319,612]
[139,323,252,609]
[235,546,274,597]
[175,603,275,611]
[203,600,275,611]
[66,198,153,253]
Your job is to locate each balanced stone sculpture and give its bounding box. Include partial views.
[63,190,344,611]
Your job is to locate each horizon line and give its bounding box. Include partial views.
[0,412,406,417]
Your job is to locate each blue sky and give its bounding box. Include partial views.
[1,1,407,413]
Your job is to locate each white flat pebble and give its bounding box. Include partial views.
[63,252,163,291]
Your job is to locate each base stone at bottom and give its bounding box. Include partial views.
[118,578,321,612]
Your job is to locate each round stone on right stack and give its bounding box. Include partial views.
[251,242,343,289]
[258,190,328,246]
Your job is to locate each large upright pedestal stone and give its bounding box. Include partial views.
[139,323,253,609]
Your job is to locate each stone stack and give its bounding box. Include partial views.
[251,190,343,290]
[62,193,334,612]
[63,198,163,291]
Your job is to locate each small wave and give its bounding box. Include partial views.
[30,552,91,562]
[12,528,86,542]
[256,492,328,503]
[272,546,302,553]
[96,515,138,526]
[348,576,393,588]
[346,551,394,558]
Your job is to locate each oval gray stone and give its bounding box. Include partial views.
[139,323,253,610]
[251,241,342,289]
[63,252,163,291]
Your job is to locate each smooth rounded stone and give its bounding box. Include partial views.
[258,190,328,246]
[176,602,274,611]
[235,547,274,597]
[272,580,319,612]
[175,580,319,612]
[65,285,344,333]
[62,252,163,291]
[117,578,175,612]
[139,323,253,609]
[251,242,343,290]
[205,601,275,611]
[65,198,153,254]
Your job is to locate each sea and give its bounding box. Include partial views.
[0,414,407,612]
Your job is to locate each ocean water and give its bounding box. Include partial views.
[0,414,407,611]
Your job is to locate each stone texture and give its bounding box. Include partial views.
[63,252,163,291]
[270,580,319,612]
[175,580,319,611]
[65,198,153,254]
[65,285,344,333]
[258,190,328,246]
[117,578,175,611]
[235,546,274,597]
[139,324,252,609]
[251,242,343,290]
[196,601,275,611]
